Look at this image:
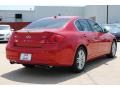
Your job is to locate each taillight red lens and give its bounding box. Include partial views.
[13,33,18,43]
[48,34,64,43]
[40,34,64,44]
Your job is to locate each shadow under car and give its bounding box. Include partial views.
[1,56,116,84]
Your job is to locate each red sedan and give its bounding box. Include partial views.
[6,16,117,72]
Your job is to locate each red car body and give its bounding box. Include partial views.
[6,16,116,68]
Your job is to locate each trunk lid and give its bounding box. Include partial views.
[13,29,63,48]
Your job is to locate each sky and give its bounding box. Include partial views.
[0,0,119,10]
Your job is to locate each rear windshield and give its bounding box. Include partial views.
[25,18,70,29]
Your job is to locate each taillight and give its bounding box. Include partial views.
[48,34,64,43]
[40,34,64,44]
[13,33,18,43]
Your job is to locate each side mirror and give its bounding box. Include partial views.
[103,28,109,33]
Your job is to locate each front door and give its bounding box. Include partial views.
[87,19,111,55]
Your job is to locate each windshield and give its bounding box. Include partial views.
[25,18,70,29]
[0,26,10,30]
[104,25,120,33]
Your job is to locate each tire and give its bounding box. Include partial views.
[107,41,117,58]
[71,47,87,73]
[22,64,35,68]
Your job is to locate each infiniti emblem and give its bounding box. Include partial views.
[26,30,31,39]
[26,35,31,39]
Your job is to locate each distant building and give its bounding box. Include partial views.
[0,5,120,24]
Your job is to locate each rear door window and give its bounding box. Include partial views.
[78,19,93,32]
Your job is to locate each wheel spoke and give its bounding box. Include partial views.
[76,49,86,70]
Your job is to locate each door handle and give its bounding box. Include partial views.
[95,37,97,39]
[83,34,87,37]
[94,37,98,39]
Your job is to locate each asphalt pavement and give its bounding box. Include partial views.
[0,42,120,85]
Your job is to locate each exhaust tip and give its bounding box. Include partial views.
[10,61,16,64]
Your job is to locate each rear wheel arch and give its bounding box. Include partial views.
[71,44,87,73]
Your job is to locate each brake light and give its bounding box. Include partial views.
[40,34,64,44]
[48,34,64,43]
[13,33,18,43]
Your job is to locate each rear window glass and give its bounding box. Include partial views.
[25,18,70,29]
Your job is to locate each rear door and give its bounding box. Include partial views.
[76,19,100,59]
[87,19,111,55]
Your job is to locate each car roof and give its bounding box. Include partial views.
[40,16,80,20]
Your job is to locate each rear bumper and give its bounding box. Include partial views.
[6,46,75,66]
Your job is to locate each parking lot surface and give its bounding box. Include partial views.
[0,42,120,85]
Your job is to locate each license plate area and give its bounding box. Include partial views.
[20,53,32,61]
